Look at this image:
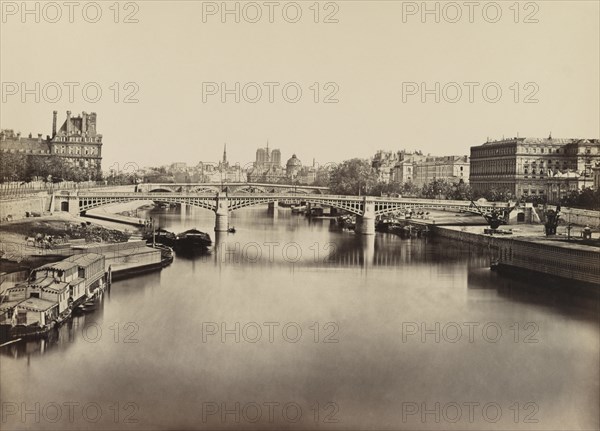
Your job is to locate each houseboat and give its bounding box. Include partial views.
[0,254,109,342]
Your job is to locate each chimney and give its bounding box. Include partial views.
[88,112,97,136]
[82,112,88,135]
[52,110,57,137]
[66,111,71,135]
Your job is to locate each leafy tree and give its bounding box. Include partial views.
[561,188,600,210]
[401,182,421,197]
[478,188,514,202]
[0,153,27,181]
[328,158,378,195]
[447,181,472,200]
[421,179,454,199]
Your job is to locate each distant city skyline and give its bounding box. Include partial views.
[4,112,598,170]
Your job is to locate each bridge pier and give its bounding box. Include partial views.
[355,198,375,235]
[214,193,229,232]
[268,201,278,212]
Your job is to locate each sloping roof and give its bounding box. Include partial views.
[38,260,79,272]
[0,300,22,311]
[67,253,104,265]
[17,297,57,312]
[58,117,83,134]
[0,136,51,153]
[40,281,70,293]
[30,276,66,289]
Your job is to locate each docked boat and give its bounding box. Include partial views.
[376,218,403,233]
[337,215,356,230]
[175,229,212,251]
[145,228,177,247]
[0,254,110,342]
[291,205,307,214]
[145,227,208,255]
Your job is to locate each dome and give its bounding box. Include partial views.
[286,154,302,167]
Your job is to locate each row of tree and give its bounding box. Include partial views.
[326,158,600,210]
[327,158,475,200]
[0,153,102,182]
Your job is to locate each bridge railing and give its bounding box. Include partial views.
[138,182,329,190]
[71,191,510,208]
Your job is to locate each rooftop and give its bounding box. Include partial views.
[17,297,57,312]
[37,260,79,272]
[481,137,599,146]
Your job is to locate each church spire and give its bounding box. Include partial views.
[223,143,227,164]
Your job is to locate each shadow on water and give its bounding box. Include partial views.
[0,294,107,360]
[468,264,600,320]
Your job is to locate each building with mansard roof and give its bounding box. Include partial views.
[469,136,600,200]
[0,111,103,180]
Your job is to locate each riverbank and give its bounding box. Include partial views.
[84,200,155,227]
[431,224,600,287]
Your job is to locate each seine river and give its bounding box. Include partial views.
[1,205,598,430]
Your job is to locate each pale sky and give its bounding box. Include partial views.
[1,0,599,170]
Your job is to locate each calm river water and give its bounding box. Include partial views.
[1,205,598,430]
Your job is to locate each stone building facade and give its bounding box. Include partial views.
[0,111,103,180]
[469,137,600,199]
[248,144,285,182]
[412,155,470,187]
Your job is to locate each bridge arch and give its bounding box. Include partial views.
[77,195,217,213]
[189,186,220,193]
[148,187,175,193]
[226,196,365,216]
[233,185,269,194]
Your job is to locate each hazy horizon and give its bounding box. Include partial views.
[2,1,599,169]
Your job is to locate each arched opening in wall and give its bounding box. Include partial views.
[517,212,525,223]
[61,201,69,212]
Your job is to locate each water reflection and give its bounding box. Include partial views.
[1,205,598,430]
[1,298,106,360]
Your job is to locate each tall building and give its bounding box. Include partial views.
[248,142,285,182]
[373,150,432,184]
[221,143,229,169]
[372,150,402,183]
[286,154,302,179]
[469,137,600,199]
[412,156,470,187]
[0,110,103,180]
[254,142,281,170]
[392,153,427,184]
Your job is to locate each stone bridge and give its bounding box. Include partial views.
[53,190,511,235]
